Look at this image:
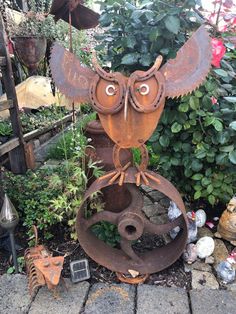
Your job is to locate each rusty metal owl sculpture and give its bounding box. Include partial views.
[50,25,211,148]
[50,25,212,276]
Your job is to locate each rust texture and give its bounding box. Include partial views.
[50,0,100,30]
[50,25,212,275]
[24,228,64,296]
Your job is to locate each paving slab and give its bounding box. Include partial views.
[29,279,89,314]
[84,283,135,314]
[137,285,190,314]
[190,289,236,314]
[191,270,219,289]
[0,274,31,314]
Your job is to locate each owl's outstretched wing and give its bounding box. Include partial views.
[50,43,96,103]
[160,25,212,98]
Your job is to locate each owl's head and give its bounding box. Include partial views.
[50,25,212,148]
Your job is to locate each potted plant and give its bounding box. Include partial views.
[7,1,57,75]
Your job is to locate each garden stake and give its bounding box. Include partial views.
[50,25,212,276]
[24,226,64,296]
[0,194,19,273]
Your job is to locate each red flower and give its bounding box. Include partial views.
[211,38,226,67]
[211,96,218,105]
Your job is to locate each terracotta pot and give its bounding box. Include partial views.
[85,119,133,212]
[13,36,47,75]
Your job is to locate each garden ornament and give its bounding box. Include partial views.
[50,25,212,275]
[50,0,100,30]
[215,195,236,245]
[0,194,19,273]
[24,226,64,296]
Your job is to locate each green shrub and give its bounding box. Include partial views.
[148,45,236,205]
[96,0,200,73]
[5,157,104,242]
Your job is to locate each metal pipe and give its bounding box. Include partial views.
[9,231,19,273]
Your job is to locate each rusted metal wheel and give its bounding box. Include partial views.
[76,167,188,274]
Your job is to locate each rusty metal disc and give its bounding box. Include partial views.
[76,167,188,274]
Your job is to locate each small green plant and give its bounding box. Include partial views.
[6,158,103,241]
[47,112,96,161]
[0,120,12,137]
[7,256,25,274]
[92,222,120,247]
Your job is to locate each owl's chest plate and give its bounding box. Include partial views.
[90,70,166,148]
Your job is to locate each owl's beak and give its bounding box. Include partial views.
[124,88,129,121]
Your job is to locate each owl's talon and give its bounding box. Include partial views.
[108,162,131,186]
[144,172,161,184]
[119,172,125,186]
[108,171,121,184]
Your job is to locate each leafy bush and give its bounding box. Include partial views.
[96,0,200,73]
[148,45,236,205]
[5,154,104,242]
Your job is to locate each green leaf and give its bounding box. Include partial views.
[189,96,200,110]
[192,174,203,180]
[224,97,236,103]
[159,135,170,147]
[99,13,112,27]
[7,267,14,274]
[216,153,228,165]
[213,120,223,132]
[193,131,203,142]
[229,150,236,164]
[219,145,234,153]
[178,102,189,112]
[204,116,215,126]
[121,53,140,65]
[201,177,211,186]
[207,184,214,194]
[195,90,203,98]
[202,95,212,109]
[208,195,216,205]
[149,28,161,41]
[229,121,236,130]
[139,54,152,66]
[171,122,182,133]
[164,15,180,34]
[149,132,159,142]
[194,190,201,200]
[214,69,228,77]
[191,160,203,171]
[126,36,136,48]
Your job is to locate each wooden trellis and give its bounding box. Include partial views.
[0,12,27,174]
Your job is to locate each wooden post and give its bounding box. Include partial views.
[0,13,27,173]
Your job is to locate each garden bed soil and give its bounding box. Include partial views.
[0,225,191,290]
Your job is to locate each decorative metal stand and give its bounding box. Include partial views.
[50,25,212,275]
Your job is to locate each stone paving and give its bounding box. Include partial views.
[1,274,236,314]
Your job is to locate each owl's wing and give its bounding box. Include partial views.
[50,43,96,103]
[160,25,212,98]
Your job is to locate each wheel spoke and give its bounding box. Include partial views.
[84,211,120,229]
[144,215,184,235]
[120,238,143,264]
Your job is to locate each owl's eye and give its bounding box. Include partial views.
[137,84,150,96]
[106,84,117,96]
